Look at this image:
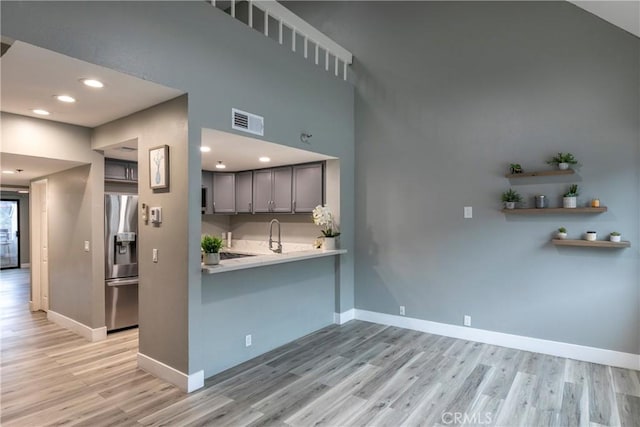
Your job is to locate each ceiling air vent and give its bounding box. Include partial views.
[232,108,264,136]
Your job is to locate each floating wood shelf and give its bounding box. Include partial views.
[505,169,575,178]
[502,207,607,214]
[552,239,630,248]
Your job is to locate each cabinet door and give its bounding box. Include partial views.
[212,173,236,214]
[235,171,253,213]
[252,169,272,213]
[105,159,128,181]
[272,167,292,213]
[293,163,323,213]
[127,162,138,182]
[201,171,214,215]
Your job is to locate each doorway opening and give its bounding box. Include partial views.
[0,199,20,269]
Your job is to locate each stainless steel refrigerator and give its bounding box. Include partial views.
[105,194,138,331]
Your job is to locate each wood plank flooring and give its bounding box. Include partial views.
[2,268,639,426]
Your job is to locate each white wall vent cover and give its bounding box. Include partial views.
[232,108,264,136]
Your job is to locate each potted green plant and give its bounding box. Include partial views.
[563,184,579,208]
[547,152,578,170]
[501,189,522,209]
[610,231,621,243]
[557,227,567,240]
[509,163,523,174]
[201,234,223,265]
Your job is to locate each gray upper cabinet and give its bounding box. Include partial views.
[105,158,137,182]
[201,171,213,215]
[252,167,292,213]
[212,173,236,214]
[293,163,324,213]
[235,171,253,213]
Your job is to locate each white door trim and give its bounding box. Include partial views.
[30,179,48,312]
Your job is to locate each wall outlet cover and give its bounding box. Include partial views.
[400,306,406,316]
[464,206,473,219]
[245,334,252,347]
[464,315,471,327]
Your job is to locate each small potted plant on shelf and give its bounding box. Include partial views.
[585,231,597,241]
[557,227,567,240]
[201,234,223,265]
[501,189,522,209]
[509,163,523,174]
[563,184,579,208]
[610,231,622,243]
[312,205,340,250]
[547,152,578,170]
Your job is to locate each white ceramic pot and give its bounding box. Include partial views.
[563,197,577,208]
[504,202,516,210]
[585,232,597,241]
[204,252,220,265]
[558,162,569,170]
[322,237,336,251]
[557,232,567,240]
[610,235,621,243]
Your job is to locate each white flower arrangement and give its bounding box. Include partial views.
[312,205,340,237]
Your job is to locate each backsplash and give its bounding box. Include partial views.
[202,213,319,245]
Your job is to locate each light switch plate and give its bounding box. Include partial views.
[84,241,90,252]
[153,248,158,263]
[464,206,473,219]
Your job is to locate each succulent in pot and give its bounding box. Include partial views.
[201,234,223,265]
[563,184,579,208]
[610,231,622,243]
[501,188,522,210]
[557,227,567,240]
[509,163,523,174]
[547,152,578,170]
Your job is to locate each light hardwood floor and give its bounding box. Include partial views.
[1,268,639,426]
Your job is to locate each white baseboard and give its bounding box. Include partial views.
[47,310,106,342]
[20,263,30,269]
[354,309,640,371]
[334,308,355,325]
[137,352,204,393]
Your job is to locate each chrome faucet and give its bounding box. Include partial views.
[268,219,282,254]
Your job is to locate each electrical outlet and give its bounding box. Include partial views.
[245,334,252,347]
[152,249,158,263]
[400,306,406,316]
[84,241,90,252]
[464,206,473,219]
[464,315,471,327]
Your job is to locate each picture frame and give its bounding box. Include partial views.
[149,145,170,190]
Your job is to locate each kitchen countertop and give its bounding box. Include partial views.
[201,248,347,275]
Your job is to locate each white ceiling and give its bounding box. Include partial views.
[201,129,334,172]
[569,1,640,38]
[1,41,183,128]
[0,153,84,186]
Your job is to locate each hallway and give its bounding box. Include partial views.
[0,269,181,426]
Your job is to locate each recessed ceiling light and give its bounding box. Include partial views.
[55,95,76,103]
[18,190,29,194]
[259,156,271,163]
[2,170,15,174]
[32,109,50,116]
[215,161,226,169]
[81,78,104,88]
[200,146,211,153]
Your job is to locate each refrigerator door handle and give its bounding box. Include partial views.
[106,278,138,287]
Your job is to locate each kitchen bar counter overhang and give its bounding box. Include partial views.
[201,249,347,275]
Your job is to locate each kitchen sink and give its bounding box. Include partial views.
[220,252,257,260]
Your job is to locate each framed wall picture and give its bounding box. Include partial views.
[149,145,170,190]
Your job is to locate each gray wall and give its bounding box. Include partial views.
[3,1,354,378]
[201,256,335,376]
[0,191,29,265]
[46,158,105,329]
[287,1,640,354]
[94,96,190,372]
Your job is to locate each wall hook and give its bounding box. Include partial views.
[300,132,312,144]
